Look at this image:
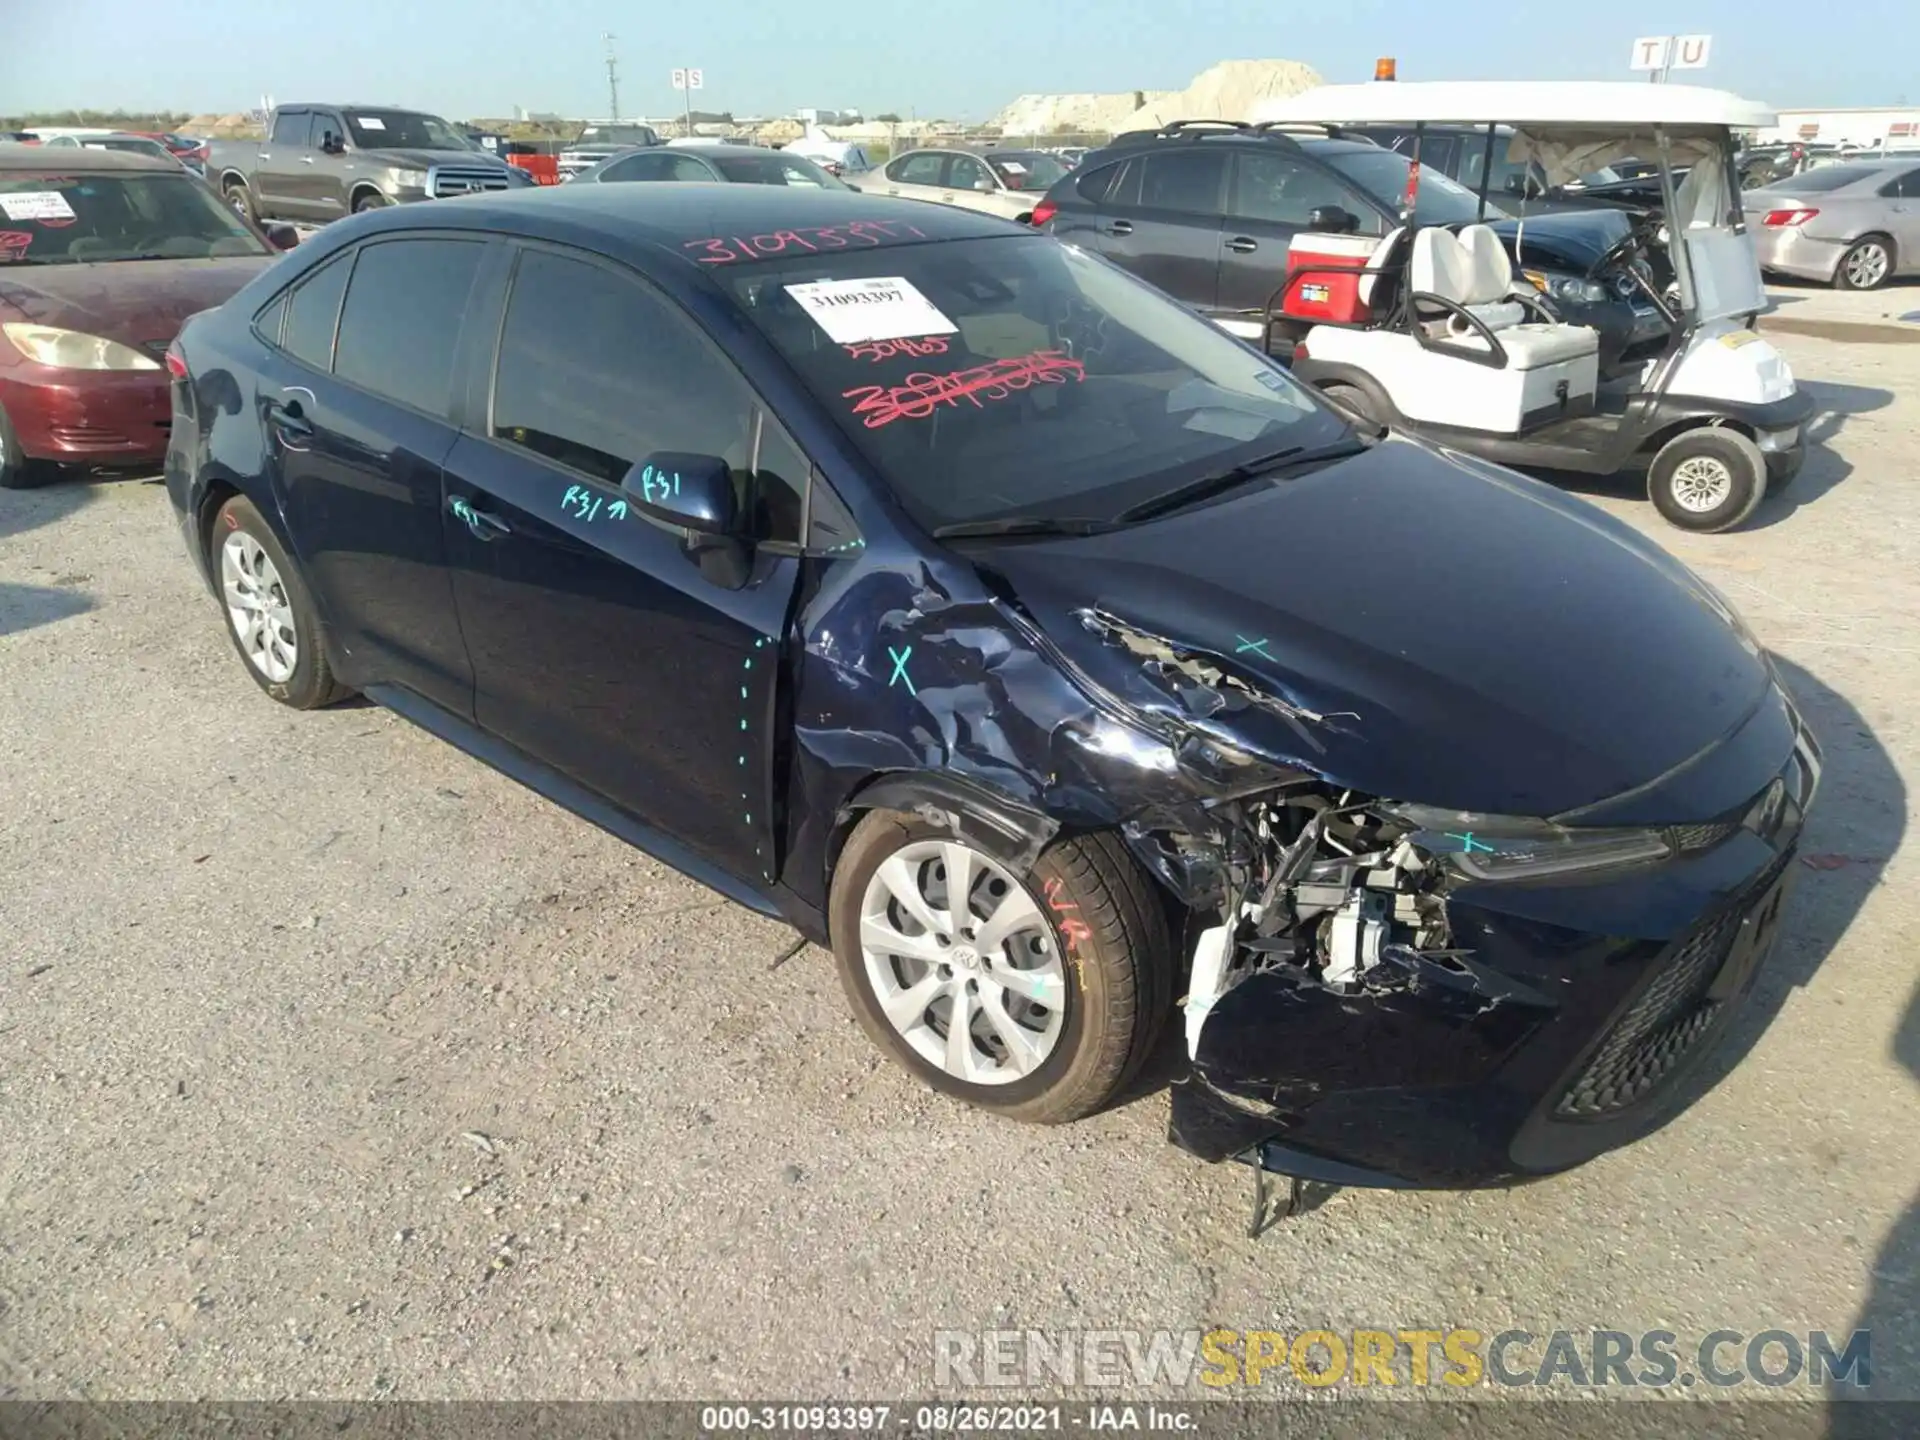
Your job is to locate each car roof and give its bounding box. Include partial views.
[654,143,789,157]
[343,184,1024,265]
[0,141,183,174]
[285,103,432,114]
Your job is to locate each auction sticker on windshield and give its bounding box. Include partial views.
[784,276,958,345]
[0,191,76,222]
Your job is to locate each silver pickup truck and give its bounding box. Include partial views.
[210,104,529,226]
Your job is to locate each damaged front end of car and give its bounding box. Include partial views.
[1059,604,1817,1202]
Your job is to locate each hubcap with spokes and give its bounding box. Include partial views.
[1670,455,1734,513]
[1845,243,1889,289]
[859,840,1067,1086]
[220,531,298,683]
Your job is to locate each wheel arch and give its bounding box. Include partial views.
[348,182,390,209]
[827,770,1061,896]
[217,169,251,194]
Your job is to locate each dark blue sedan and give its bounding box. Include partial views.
[163,184,1817,1196]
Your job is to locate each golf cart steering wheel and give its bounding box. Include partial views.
[1593,221,1678,324]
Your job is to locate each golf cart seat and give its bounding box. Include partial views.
[1413,227,1600,368]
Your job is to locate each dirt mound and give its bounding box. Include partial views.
[991,59,1323,137]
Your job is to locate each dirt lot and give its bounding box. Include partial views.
[1,287,1915,1413]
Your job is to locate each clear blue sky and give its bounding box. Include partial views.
[1,0,1911,122]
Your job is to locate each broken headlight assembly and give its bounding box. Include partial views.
[1376,803,1672,882]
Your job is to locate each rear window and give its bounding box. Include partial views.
[719,234,1345,531]
[1770,164,1887,192]
[0,171,268,264]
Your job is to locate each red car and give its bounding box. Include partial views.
[0,144,295,488]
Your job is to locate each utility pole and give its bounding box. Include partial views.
[603,33,620,121]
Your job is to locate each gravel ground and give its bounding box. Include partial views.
[1,289,1915,1414]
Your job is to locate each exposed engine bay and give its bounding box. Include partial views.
[1181,785,1458,1055]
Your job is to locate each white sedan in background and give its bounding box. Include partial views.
[862,147,1069,222]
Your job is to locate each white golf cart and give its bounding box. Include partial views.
[1251,81,1812,533]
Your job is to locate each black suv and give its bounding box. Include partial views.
[1035,122,1669,377]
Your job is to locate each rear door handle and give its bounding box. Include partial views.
[448,495,510,541]
[1102,220,1133,236]
[1226,236,1259,253]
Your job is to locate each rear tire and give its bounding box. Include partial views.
[1648,428,1767,533]
[223,178,257,224]
[352,191,391,214]
[0,402,58,490]
[1833,235,1893,291]
[829,812,1170,1124]
[210,494,349,709]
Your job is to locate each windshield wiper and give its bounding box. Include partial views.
[1115,438,1371,524]
[931,514,1119,540]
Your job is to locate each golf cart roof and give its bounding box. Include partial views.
[1253,82,1776,132]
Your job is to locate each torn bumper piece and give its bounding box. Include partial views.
[1170,816,1805,1189]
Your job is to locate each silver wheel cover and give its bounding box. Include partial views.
[220,531,299,683]
[1670,455,1734,514]
[858,840,1067,1085]
[1845,242,1889,288]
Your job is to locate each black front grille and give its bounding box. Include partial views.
[1555,854,1788,1119]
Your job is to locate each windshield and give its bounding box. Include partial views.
[989,153,1070,191]
[1323,147,1511,223]
[343,110,468,151]
[87,137,171,160]
[712,152,850,190]
[0,171,270,263]
[721,235,1348,531]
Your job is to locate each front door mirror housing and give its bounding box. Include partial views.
[321,133,346,156]
[1305,204,1359,234]
[620,452,739,535]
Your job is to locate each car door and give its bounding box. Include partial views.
[258,235,487,715]
[946,153,1020,217]
[440,243,807,884]
[881,150,951,205]
[1216,150,1386,324]
[254,109,311,219]
[1884,166,1920,269]
[301,109,352,221]
[1097,148,1229,313]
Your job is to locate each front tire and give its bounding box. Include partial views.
[223,178,257,224]
[829,812,1170,1124]
[211,494,348,709]
[1648,428,1767,533]
[1833,235,1894,291]
[0,402,58,490]
[352,190,391,214]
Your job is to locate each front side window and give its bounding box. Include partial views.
[1138,151,1226,215]
[332,238,486,417]
[1322,147,1508,224]
[721,234,1346,532]
[666,155,719,182]
[269,111,308,147]
[0,171,269,263]
[888,153,946,186]
[949,155,992,191]
[489,249,802,540]
[1228,153,1379,232]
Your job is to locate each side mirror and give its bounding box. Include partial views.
[620,452,739,535]
[321,133,345,155]
[265,223,300,251]
[1305,204,1359,234]
[975,176,998,192]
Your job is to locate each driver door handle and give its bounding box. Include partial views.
[448,494,510,541]
[1226,236,1259,253]
[1102,220,1133,236]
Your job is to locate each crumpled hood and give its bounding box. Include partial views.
[980,438,1770,818]
[0,256,274,349]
